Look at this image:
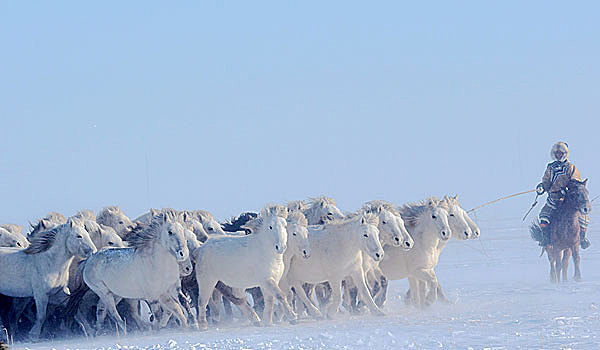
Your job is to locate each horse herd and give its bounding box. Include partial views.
[0,196,480,342]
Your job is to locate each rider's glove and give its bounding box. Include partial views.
[536,183,545,195]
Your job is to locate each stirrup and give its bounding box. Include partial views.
[581,238,591,249]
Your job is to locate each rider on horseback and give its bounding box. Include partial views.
[536,141,591,249]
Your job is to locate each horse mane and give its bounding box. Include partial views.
[74,209,96,221]
[221,212,258,233]
[28,212,66,238]
[242,204,288,233]
[0,223,23,235]
[361,200,400,216]
[308,196,337,208]
[399,197,440,227]
[23,225,62,254]
[194,210,216,224]
[125,214,168,250]
[287,200,308,212]
[324,211,378,227]
[287,211,308,227]
[97,206,125,224]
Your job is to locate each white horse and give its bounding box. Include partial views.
[0,227,29,248]
[83,213,189,334]
[402,195,472,305]
[27,212,66,240]
[378,198,452,307]
[344,201,414,311]
[96,206,135,238]
[193,204,297,329]
[284,213,385,318]
[0,218,96,339]
[302,197,345,225]
[411,195,479,304]
[0,224,24,236]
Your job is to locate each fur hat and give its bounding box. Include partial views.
[551,142,569,162]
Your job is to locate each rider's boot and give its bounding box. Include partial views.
[539,221,551,247]
[580,228,591,249]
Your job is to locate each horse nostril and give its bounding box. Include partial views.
[405,242,411,248]
[275,245,280,251]
[303,249,307,255]
[375,253,381,259]
[464,232,469,238]
[394,237,400,242]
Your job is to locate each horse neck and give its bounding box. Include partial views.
[40,230,75,270]
[413,214,442,249]
[324,220,361,257]
[303,207,322,225]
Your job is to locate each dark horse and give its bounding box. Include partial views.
[531,179,591,284]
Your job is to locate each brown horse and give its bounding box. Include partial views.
[531,179,591,284]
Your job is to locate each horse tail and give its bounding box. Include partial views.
[529,221,544,243]
[215,281,246,305]
[62,260,90,320]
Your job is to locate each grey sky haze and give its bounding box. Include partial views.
[1,1,598,228]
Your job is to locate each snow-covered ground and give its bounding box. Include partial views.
[17,216,600,349]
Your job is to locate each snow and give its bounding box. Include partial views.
[16,218,600,349]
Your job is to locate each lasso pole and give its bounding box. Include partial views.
[467,189,536,213]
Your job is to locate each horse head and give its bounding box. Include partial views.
[443,195,473,240]
[65,218,97,258]
[287,211,311,259]
[357,213,384,262]
[159,216,189,262]
[568,178,592,215]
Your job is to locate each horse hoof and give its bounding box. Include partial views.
[575,277,583,282]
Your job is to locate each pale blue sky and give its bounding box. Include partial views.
[1,1,598,227]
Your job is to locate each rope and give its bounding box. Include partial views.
[467,189,536,213]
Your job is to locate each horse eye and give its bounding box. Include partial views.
[432,215,437,219]
[382,221,387,224]
[363,234,368,238]
[449,214,455,217]
[328,212,333,216]
[269,226,273,230]
[119,221,124,224]
[77,235,83,239]
[108,242,114,246]
[292,232,297,236]
[168,231,173,235]
[208,227,214,231]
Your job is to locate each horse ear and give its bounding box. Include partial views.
[427,199,436,208]
[321,201,326,207]
[583,178,588,186]
[361,216,366,224]
[453,194,459,200]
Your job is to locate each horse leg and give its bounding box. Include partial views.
[374,273,388,308]
[561,248,571,283]
[159,295,188,329]
[572,244,582,282]
[262,294,275,325]
[341,278,355,313]
[208,289,222,324]
[547,247,558,284]
[226,288,261,327]
[411,269,439,307]
[324,279,343,318]
[408,277,420,307]
[261,279,297,323]
[350,269,385,316]
[196,279,217,330]
[29,291,49,340]
[291,282,323,319]
[221,295,233,322]
[436,284,451,304]
[98,293,126,335]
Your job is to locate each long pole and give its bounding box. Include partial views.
[467,189,536,213]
